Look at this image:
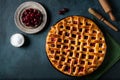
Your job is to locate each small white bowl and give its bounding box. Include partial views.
[10,33,25,47]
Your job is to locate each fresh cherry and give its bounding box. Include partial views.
[21,8,42,28]
[58,8,69,15]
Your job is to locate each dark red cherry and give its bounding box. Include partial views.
[21,8,42,27]
[58,8,69,15]
[58,10,65,15]
[62,8,69,12]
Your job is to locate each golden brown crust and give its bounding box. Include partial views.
[46,16,107,76]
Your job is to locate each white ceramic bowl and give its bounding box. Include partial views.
[10,33,25,47]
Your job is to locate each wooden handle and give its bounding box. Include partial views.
[108,12,116,21]
[99,0,116,21]
[88,8,103,20]
[88,8,118,31]
[99,0,111,13]
[103,20,118,31]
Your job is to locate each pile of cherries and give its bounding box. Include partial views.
[21,8,42,28]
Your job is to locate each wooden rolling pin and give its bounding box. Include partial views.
[88,8,118,31]
[99,0,116,21]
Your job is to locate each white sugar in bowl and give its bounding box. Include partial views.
[10,33,25,47]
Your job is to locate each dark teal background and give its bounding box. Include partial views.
[0,0,120,80]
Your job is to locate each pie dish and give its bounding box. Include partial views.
[46,16,107,76]
[14,1,47,34]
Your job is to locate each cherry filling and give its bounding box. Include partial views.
[59,31,62,35]
[90,43,95,46]
[79,67,84,72]
[64,66,70,72]
[76,53,79,58]
[83,43,87,46]
[53,60,57,64]
[57,38,62,42]
[89,49,94,52]
[84,36,88,39]
[93,30,97,33]
[100,37,102,40]
[99,43,102,47]
[71,41,75,44]
[56,51,60,54]
[78,35,81,39]
[74,59,78,64]
[73,27,77,31]
[57,45,61,48]
[79,28,82,32]
[66,26,70,30]
[81,61,85,64]
[61,57,65,61]
[51,44,55,47]
[88,62,92,65]
[89,55,94,59]
[65,32,69,36]
[58,64,63,68]
[77,47,80,50]
[55,56,59,60]
[85,29,89,33]
[80,22,83,25]
[72,34,76,38]
[98,57,100,59]
[63,45,68,49]
[21,8,42,27]
[51,38,56,42]
[91,37,96,39]
[81,54,86,58]
[78,42,81,45]
[73,21,77,24]
[64,40,68,43]
[73,67,76,72]
[70,52,73,56]
[60,26,63,28]
[68,59,71,63]
[71,46,74,50]
[51,50,54,54]
[63,52,67,55]
[83,48,87,51]
[98,50,102,53]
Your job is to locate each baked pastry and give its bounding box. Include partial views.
[46,16,107,76]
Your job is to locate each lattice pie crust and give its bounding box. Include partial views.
[46,16,107,76]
